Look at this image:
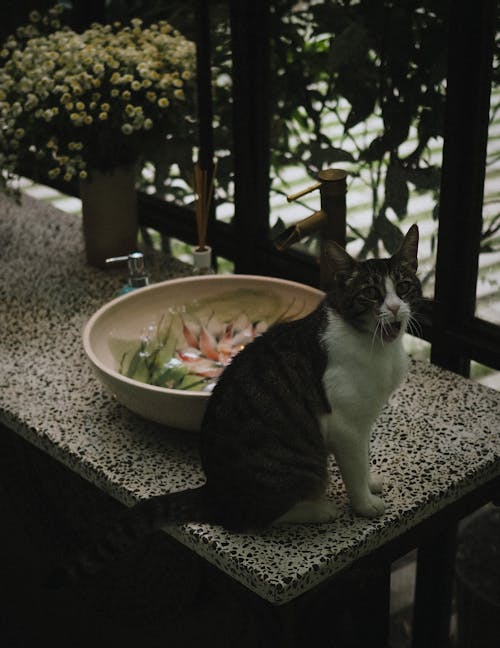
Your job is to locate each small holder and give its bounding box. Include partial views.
[192,246,214,275]
[106,251,150,293]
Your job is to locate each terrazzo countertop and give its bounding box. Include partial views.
[1,192,500,605]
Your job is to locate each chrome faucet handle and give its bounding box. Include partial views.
[106,251,150,288]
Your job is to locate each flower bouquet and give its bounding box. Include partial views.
[0,5,196,186]
[0,5,196,266]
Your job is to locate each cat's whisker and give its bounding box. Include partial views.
[412,316,423,337]
[405,318,415,337]
[379,318,387,347]
[406,315,423,338]
[370,319,381,352]
[373,313,392,348]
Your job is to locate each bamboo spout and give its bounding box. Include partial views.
[273,210,326,251]
[273,168,348,291]
[318,168,347,291]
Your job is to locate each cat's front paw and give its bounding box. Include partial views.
[274,499,338,525]
[369,473,383,494]
[313,500,339,523]
[352,494,386,518]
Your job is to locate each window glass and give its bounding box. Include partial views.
[269,0,446,300]
[476,34,500,325]
[208,4,234,224]
[136,3,235,226]
[471,361,500,391]
[127,5,199,210]
[404,334,431,362]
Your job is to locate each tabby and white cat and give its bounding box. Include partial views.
[48,225,420,586]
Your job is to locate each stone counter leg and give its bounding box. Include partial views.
[0,425,208,645]
[205,558,392,647]
[412,526,457,648]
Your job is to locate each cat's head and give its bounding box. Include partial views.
[325,224,421,343]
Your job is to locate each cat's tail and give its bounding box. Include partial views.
[44,485,208,590]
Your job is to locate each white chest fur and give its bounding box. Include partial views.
[321,310,408,429]
[317,309,409,518]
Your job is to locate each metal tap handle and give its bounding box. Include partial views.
[286,181,322,203]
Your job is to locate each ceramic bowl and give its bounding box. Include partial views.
[83,274,324,431]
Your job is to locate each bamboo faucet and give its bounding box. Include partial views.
[273,168,347,291]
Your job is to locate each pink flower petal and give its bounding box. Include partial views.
[199,326,219,361]
[182,319,199,349]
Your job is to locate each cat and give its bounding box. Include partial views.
[47,224,421,587]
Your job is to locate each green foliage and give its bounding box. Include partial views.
[3,1,498,264]
[99,1,458,265]
[269,0,449,259]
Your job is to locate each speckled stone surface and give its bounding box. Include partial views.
[1,192,500,605]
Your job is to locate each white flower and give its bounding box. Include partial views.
[11,102,22,117]
[19,77,33,93]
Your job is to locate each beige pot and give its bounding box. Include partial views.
[80,166,138,268]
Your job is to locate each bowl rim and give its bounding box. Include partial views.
[83,273,325,400]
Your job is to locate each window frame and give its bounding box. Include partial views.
[18,0,500,374]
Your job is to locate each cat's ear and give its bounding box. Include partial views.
[324,241,357,276]
[393,224,419,272]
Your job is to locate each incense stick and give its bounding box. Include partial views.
[194,159,217,251]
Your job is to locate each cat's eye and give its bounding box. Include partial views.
[397,280,413,297]
[361,286,381,301]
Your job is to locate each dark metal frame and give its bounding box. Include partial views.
[144,0,500,375]
[27,0,500,373]
[5,4,499,645]
[431,0,498,375]
[142,6,500,645]
[140,0,320,284]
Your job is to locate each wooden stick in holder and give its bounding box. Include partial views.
[194,160,218,251]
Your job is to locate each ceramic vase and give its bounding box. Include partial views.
[80,166,138,268]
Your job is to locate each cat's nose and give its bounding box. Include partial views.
[387,303,400,317]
